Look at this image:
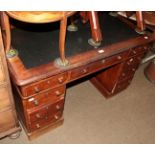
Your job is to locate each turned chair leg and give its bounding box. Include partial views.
[57,16,69,66]
[88,11,102,48]
[135,11,146,34]
[67,15,78,32]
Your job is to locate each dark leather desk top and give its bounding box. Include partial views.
[11,12,139,69]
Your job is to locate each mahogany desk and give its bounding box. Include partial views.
[7,12,155,139]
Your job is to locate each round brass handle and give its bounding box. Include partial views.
[132,68,136,72]
[82,68,87,74]
[36,123,40,129]
[117,56,122,60]
[55,90,62,96]
[34,86,40,93]
[129,58,133,62]
[58,77,64,83]
[127,62,131,65]
[133,50,137,54]
[56,104,60,110]
[54,115,59,120]
[122,73,126,77]
[36,113,41,118]
[33,100,39,106]
[47,80,50,84]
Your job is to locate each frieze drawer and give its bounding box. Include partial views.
[129,44,149,57]
[70,51,127,82]
[24,86,66,109]
[20,72,68,97]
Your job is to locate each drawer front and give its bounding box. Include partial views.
[25,86,66,109]
[70,52,127,81]
[28,106,48,123]
[129,44,149,57]
[119,54,144,80]
[0,110,16,132]
[0,58,5,83]
[27,100,64,123]
[21,72,68,97]
[0,87,10,109]
[29,111,63,132]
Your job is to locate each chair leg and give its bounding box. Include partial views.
[135,11,146,34]
[0,12,11,53]
[88,11,102,48]
[67,15,78,32]
[58,16,69,66]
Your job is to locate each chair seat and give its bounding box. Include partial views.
[6,11,75,23]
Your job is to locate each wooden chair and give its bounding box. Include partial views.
[0,11,76,66]
[67,11,103,47]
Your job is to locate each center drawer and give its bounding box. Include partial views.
[70,51,127,82]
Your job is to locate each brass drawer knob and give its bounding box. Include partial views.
[133,50,137,54]
[47,80,50,84]
[58,77,64,83]
[127,62,130,65]
[55,90,62,96]
[33,100,39,106]
[82,68,88,74]
[122,73,126,77]
[36,113,41,118]
[34,86,40,93]
[56,104,60,110]
[117,56,122,60]
[36,123,40,129]
[132,68,136,72]
[54,114,59,120]
[129,58,133,62]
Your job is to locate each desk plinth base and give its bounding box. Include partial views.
[25,118,64,140]
[90,77,130,98]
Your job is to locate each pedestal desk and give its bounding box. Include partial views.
[5,12,155,139]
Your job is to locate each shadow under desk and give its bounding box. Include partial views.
[7,12,155,139]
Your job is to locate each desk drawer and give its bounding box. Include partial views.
[29,111,63,132]
[129,44,149,57]
[119,53,144,80]
[20,72,68,97]
[70,52,126,81]
[24,86,65,109]
[27,99,64,123]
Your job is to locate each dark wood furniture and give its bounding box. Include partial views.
[2,12,155,139]
[0,27,21,139]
